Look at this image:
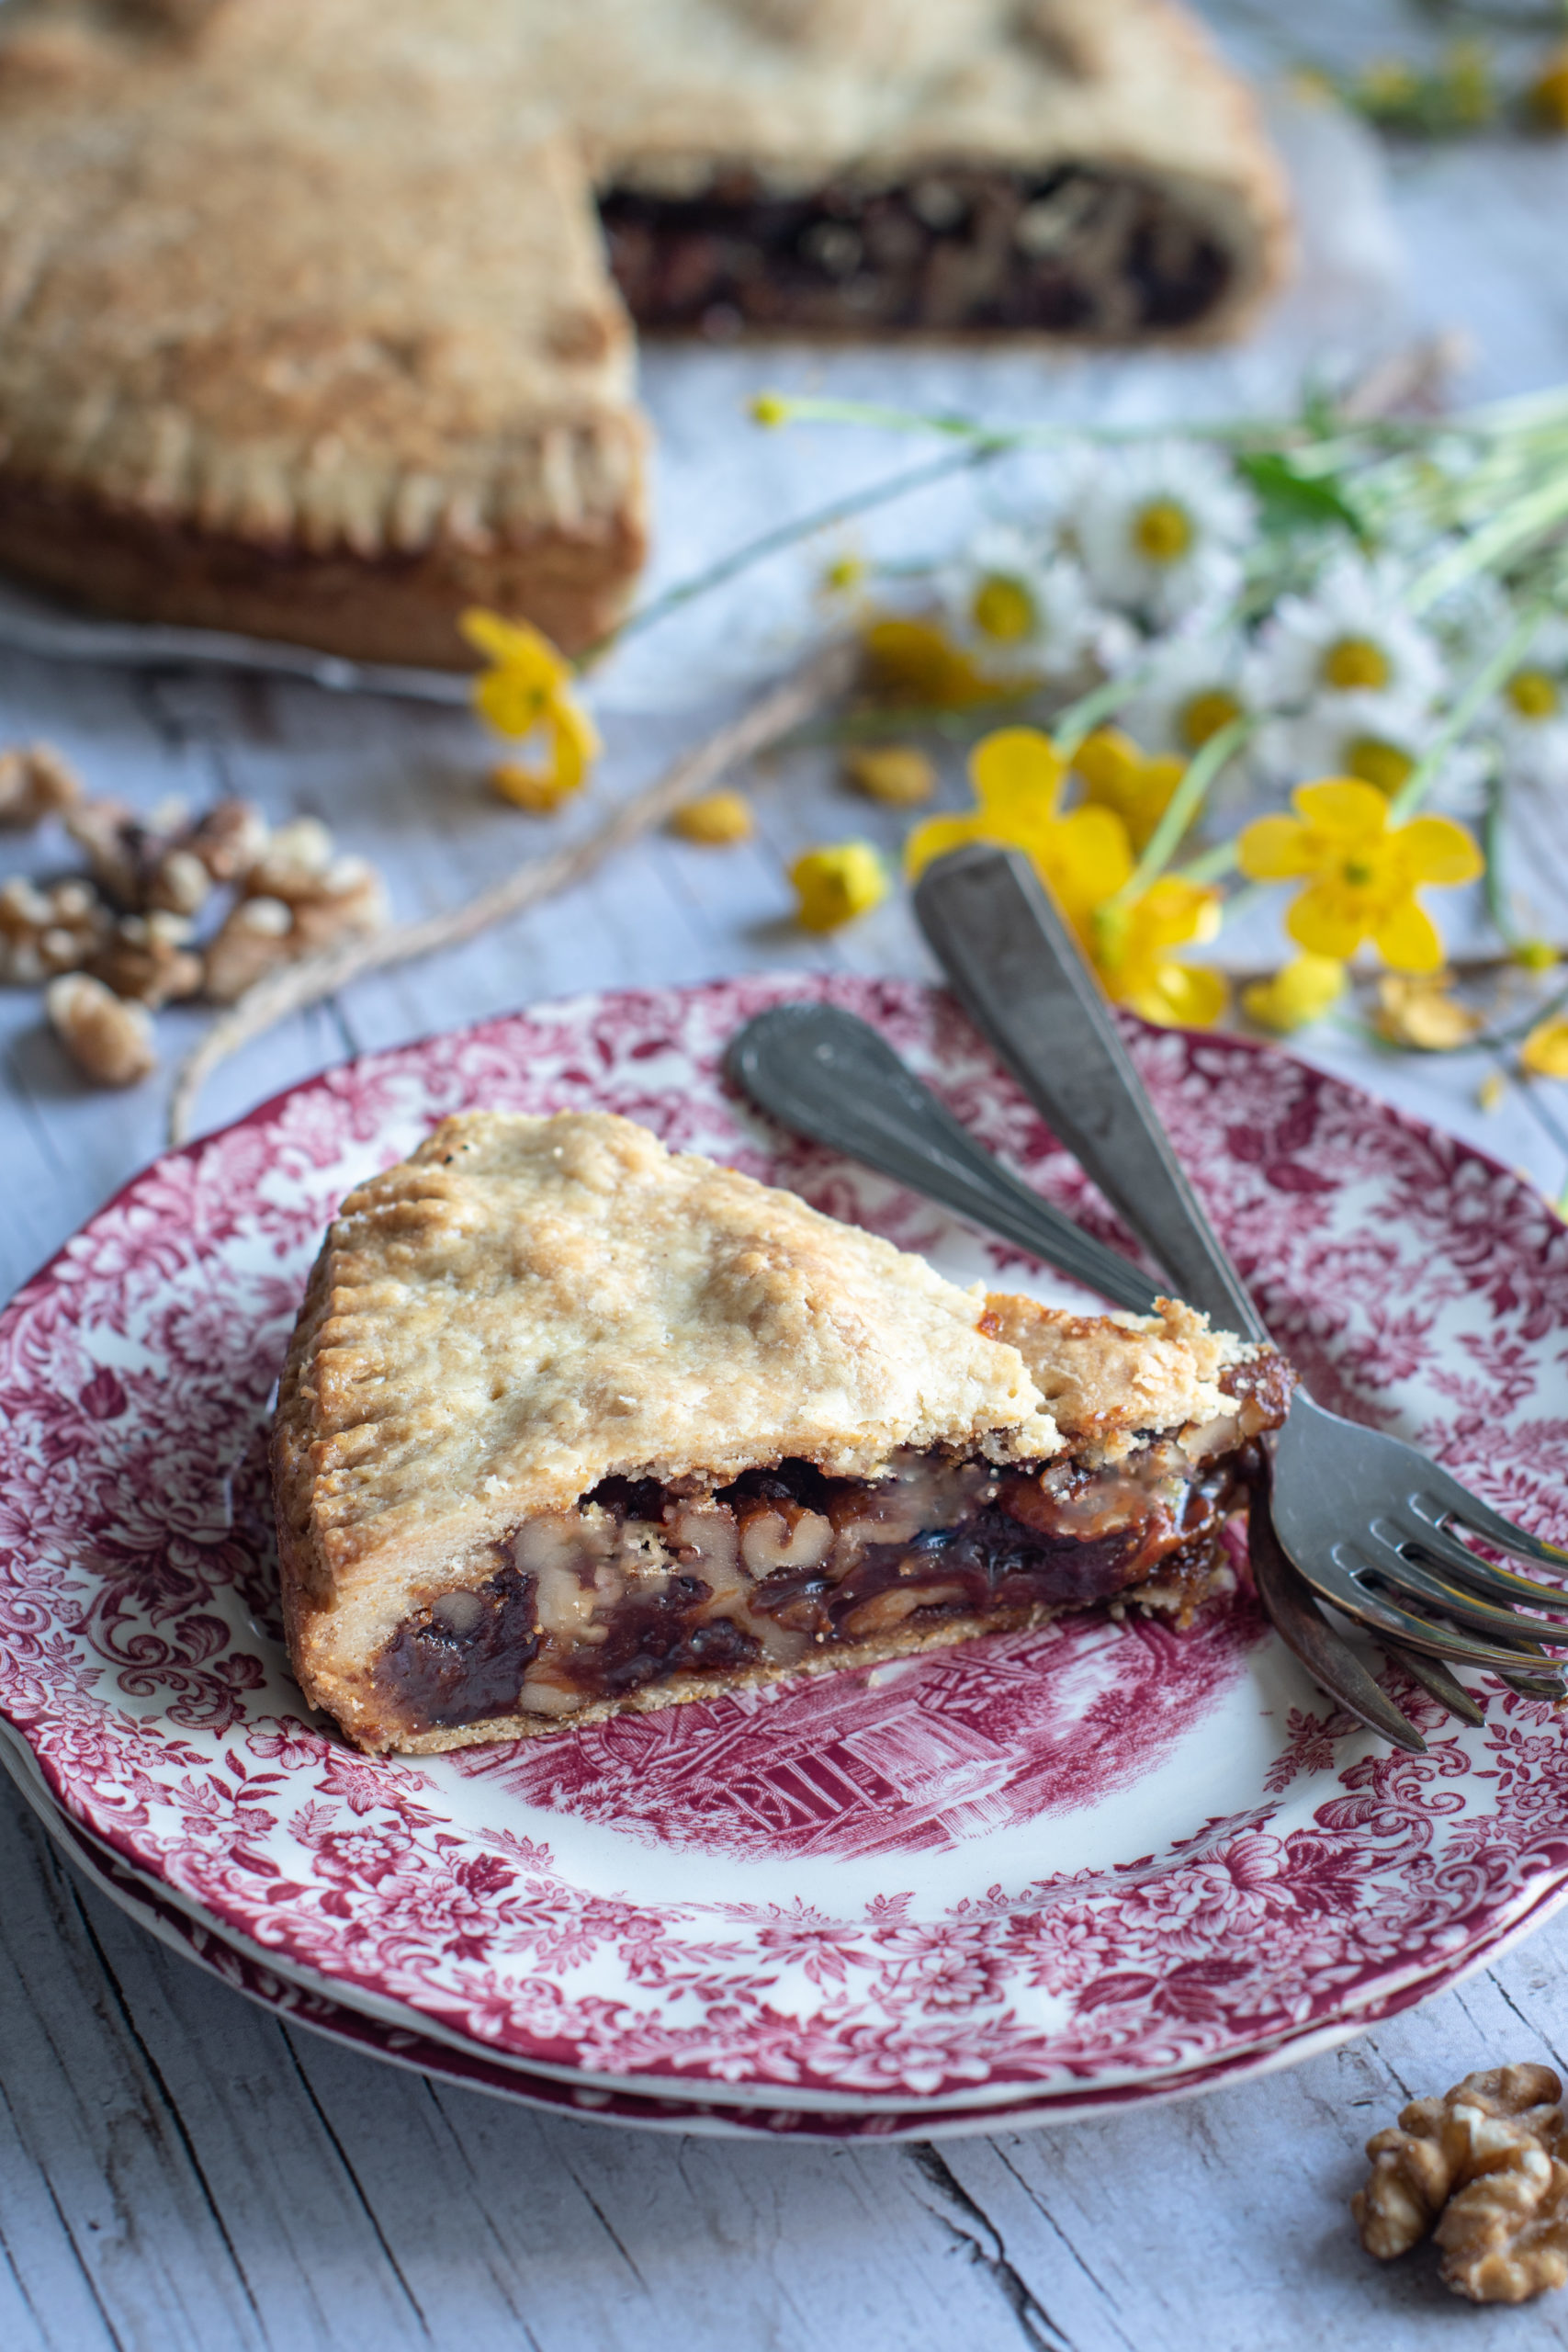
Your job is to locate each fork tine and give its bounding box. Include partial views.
[1359,1526,1568,1645]
[1387,1645,1485,1727]
[1247,1492,1427,1752]
[1400,1468,1568,1576]
[1299,1543,1568,1679]
[1391,1511,1568,1620]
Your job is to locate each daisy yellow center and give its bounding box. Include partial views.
[1322,635,1392,692]
[1179,688,1243,750]
[1133,499,1193,563]
[1506,667,1559,719]
[1342,857,1377,888]
[1345,736,1416,796]
[971,575,1036,643]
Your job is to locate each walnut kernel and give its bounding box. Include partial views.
[1354,2064,1568,2303]
[88,911,204,1007]
[0,876,111,982]
[202,897,294,1001]
[0,741,84,825]
[46,973,157,1086]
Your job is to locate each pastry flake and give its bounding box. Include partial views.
[273,1107,1292,1751]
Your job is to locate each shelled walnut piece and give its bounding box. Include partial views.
[0,741,82,826]
[0,875,110,981]
[46,973,157,1085]
[1353,2063,1568,2303]
[202,819,388,1002]
[88,910,203,1007]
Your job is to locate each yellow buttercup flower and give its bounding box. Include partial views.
[1236,778,1482,976]
[1521,1015,1568,1080]
[490,760,580,815]
[1241,953,1346,1035]
[843,745,936,807]
[905,727,1134,940]
[790,842,888,932]
[1073,728,1186,854]
[861,616,1014,710]
[462,607,601,805]
[1529,44,1568,133]
[670,791,754,845]
[1374,973,1481,1052]
[1092,878,1227,1029]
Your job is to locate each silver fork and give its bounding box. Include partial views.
[729,1001,1438,1748]
[911,842,1568,1724]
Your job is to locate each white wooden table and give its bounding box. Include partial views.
[6,11,1568,2345]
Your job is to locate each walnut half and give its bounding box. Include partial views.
[1353,2064,1568,2303]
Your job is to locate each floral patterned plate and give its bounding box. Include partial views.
[2,973,1566,2116]
[6,1712,1540,2141]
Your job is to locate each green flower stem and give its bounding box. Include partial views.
[1483,765,1517,946]
[1107,714,1253,910]
[1051,664,1154,757]
[1388,599,1551,820]
[575,441,997,667]
[1177,840,1240,886]
[751,392,1294,453]
[1406,473,1568,613]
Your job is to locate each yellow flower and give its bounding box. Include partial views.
[461,607,601,804]
[843,745,936,807]
[1092,878,1228,1029]
[670,791,753,845]
[790,842,888,932]
[1513,939,1559,974]
[905,727,1134,940]
[860,616,1015,710]
[1374,973,1481,1052]
[750,392,792,427]
[1241,953,1346,1035]
[820,549,871,605]
[1529,45,1568,133]
[1236,778,1482,975]
[490,760,579,815]
[1073,728,1187,854]
[1521,1015,1568,1080]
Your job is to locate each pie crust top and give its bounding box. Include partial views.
[0,0,1288,660]
[273,1108,1259,1601]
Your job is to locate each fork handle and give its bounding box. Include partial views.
[914,844,1269,1344]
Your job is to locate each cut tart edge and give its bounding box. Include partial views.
[270,1105,1293,1754]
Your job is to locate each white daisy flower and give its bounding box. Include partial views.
[939,527,1130,682]
[1121,628,1255,759]
[1258,695,1489,817]
[1064,440,1253,628]
[1490,614,1568,797]
[1245,557,1445,718]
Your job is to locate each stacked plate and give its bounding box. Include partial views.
[3,973,1567,2141]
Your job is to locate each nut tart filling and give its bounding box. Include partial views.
[271,1108,1294,1754]
[602,165,1233,341]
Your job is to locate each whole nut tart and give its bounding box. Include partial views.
[0,0,1288,667]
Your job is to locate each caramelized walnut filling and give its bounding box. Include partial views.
[375,1429,1264,1736]
[599,164,1232,341]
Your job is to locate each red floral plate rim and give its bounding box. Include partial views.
[2,972,1566,2111]
[8,1715,1540,2143]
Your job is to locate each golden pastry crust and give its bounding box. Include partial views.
[273,1106,1283,1748]
[979,1291,1260,1462]
[0,0,1286,663]
[273,1108,1060,1709]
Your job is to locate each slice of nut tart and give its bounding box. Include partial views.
[272,1109,1292,1752]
